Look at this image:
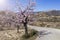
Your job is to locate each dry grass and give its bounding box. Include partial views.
[0,29,25,40]
[0,28,38,40]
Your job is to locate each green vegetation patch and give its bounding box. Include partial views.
[20,29,38,40]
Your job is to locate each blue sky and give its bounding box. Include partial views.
[0,0,60,12]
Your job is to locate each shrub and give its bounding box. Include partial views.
[40,22,46,27]
[21,29,38,40]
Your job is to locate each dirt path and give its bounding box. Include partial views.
[28,25,60,40]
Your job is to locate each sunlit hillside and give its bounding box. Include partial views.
[30,10,60,29]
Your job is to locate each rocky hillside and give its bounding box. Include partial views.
[30,10,60,28]
[38,10,60,16]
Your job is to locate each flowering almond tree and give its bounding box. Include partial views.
[16,0,36,35]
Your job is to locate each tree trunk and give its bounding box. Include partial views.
[23,23,28,36]
[17,25,19,33]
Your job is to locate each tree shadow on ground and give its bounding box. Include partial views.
[37,30,51,38]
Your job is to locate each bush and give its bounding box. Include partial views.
[29,29,37,37]
[21,29,38,40]
[40,22,46,27]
